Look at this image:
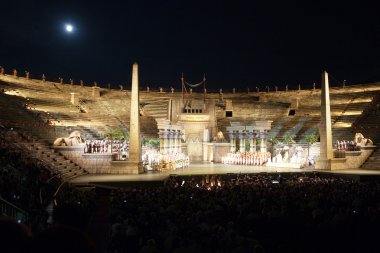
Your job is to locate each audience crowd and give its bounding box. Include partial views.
[107,174,380,253]
[1,128,97,252]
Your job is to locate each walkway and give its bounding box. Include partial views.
[70,162,380,187]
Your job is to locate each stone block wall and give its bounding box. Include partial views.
[55,146,113,173]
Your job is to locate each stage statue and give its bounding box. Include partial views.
[354,133,373,147]
[215,131,226,142]
[53,131,84,146]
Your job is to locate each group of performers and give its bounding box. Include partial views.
[271,145,304,164]
[83,139,128,154]
[83,139,190,169]
[142,148,190,171]
[222,151,271,166]
[335,140,361,151]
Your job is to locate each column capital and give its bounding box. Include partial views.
[259,132,268,139]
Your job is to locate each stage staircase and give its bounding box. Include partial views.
[140,97,169,119]
[0,197,29,224]
[361,145,380,170]
[0,92,88,181]
[5,130,88,181]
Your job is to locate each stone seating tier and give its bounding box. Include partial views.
[1,76,379,158]
[361,146,380,169]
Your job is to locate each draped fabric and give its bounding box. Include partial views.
[184,80,204,88]
[182,75,206,103]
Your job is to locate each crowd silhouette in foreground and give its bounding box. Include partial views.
[107,174,379,253]
[1,127,379,253]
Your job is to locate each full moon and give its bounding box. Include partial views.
[65,24,73,32]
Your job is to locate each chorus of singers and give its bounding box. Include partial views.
[335,140,361,151]
[222,151,271,166]
[83,139,128,153]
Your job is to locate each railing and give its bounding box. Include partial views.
[0,197,29,224]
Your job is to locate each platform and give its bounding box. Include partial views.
[69,162,380,188]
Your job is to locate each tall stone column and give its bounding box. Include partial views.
[168,130,173,153]
[316,71,333,170]
[259,132,268,153]
[173,130,178,153]
[169,130,173,154]
[111,63,143,173]
[253,133,257,152]
[173,131,179,153]
[248,132,256,153]
[162,131,169,154]
[239,131,245,152]
[178,132,183,153]
[233,131,238,153]
[228,132,235,153]
[128,63,143,170]
[158,130,165,154]
[172,131,177,153]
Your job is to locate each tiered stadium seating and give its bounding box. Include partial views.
[1,74,379,171]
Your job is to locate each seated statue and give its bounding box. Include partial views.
[215,131,226,143]
[53,131,84,146]
[354,133,373,147]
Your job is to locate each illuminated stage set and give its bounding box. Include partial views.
[0,63,379,182]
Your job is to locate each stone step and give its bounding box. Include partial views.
[54,159,72,166]
[52,156,70,162]
[368,156,380,161]
[60,166,75,173]
[362,165,380,170]
[70,164,81,170]
[37,149,57,157]
[54,164,69,170]
[41,153,55,159]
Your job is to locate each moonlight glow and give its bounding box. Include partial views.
[65,24,73,32]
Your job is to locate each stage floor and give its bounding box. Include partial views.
[70,162,380,187]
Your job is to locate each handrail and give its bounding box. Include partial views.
[0,197,29,224]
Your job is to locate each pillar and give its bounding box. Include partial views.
[228,132,235,153]
[162,131,169,154]
[168,130,173,153]
[178,132,183,153]
[111,63,144,173]
[70,92,79,105]
[128,63,143,167]
[167,99,172,121]
[259,131,268,153]
[320,71,333,160]
[92,86,100,97]
[176,130,181,153]
[239,131,245,152]
[249,132,256,153]
[173,131,178,153]
[171,130,176,153]
[158,130,165,154]
[316,71,333,170]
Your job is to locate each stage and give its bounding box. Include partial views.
[69,162,380,188]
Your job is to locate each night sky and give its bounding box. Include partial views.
[0,0,379,91]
